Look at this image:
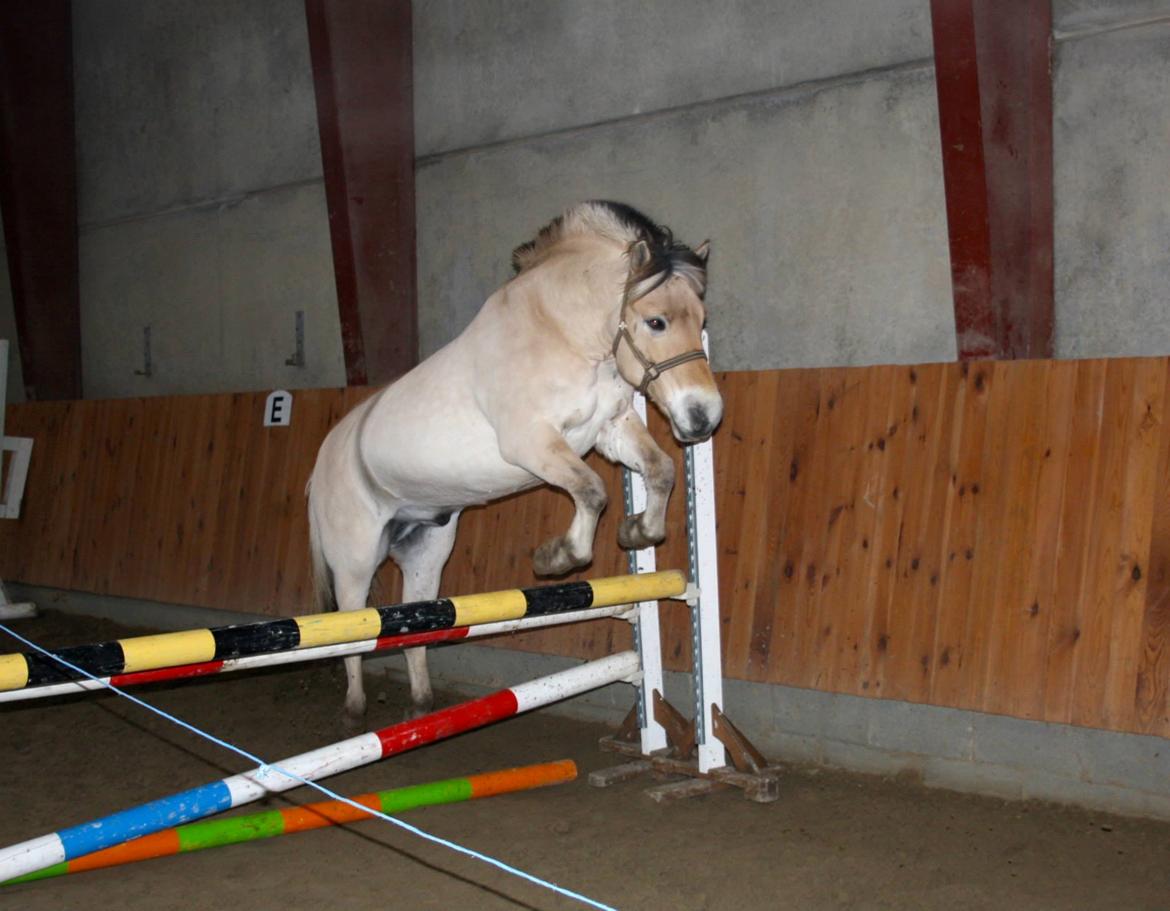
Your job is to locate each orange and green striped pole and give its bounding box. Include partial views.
[3,760,576,885]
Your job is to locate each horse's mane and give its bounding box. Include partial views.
[511,200,707,302]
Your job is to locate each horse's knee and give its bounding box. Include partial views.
[578,474,608,517]
[646,451,675,497]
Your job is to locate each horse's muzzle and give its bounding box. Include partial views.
[670,396,723,443]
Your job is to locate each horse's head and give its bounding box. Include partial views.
[613,239,723,443]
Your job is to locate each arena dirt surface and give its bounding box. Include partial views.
[2,609,1169,911]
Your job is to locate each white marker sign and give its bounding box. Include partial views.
[264,390,293,427]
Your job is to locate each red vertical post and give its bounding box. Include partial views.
[0,0,82,400]
[305,0,417,387]
[930,0,1054,360]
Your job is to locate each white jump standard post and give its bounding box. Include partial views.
[0,339,35,621]
[597,333,780,802]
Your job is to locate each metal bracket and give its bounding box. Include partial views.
[133,326,153,377]
[285,310,305,367]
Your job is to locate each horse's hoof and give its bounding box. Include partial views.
[618,514,665,551]
[533,537,585,576]
[342,710,367,734]
[404,700,434,721]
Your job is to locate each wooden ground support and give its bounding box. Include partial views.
[591,693,782,804]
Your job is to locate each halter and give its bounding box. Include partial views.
[611,275,708,396]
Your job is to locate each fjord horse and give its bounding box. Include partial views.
[308,201,723,722]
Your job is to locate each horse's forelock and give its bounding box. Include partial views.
[626,244,707,304]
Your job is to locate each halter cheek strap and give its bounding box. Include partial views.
[612,321,708,395]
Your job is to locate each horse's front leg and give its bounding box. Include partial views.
[597,407,676,550]
[499,425,608,576]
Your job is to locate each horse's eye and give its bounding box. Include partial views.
[644,317,668,333]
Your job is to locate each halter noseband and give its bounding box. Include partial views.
[611,273,707,396]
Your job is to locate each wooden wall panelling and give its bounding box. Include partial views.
[5,360,1170,739]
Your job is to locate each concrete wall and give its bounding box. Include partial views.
[72,0,344,398]
[1052,2,1170,358]
[413,0,957,370]
[1,1,1167,392]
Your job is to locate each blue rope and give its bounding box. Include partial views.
[0,622,619,911]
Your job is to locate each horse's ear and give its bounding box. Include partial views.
[627,240,652,270]
[694,240,711,263]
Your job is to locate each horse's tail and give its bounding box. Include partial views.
[306,478,336,614]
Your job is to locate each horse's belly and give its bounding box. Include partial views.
[371,427,538,508]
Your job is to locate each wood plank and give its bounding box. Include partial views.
[981,360,1050,717]
[787,369,844,690]
[828,365,893,694]
[811,369,868,691]
[1042,359,1108,724]
[1004,360,1076,720]
[960,360,1017,709]
[930,361,995,707]
[1135,360,1170,732]
[895,363,962,705]
[1101,360,1165,728]
[1070,360,1136,729]
[765,370,822,685]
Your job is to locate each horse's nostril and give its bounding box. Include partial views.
[687,404,713,437]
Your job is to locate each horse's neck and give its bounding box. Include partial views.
[531,247,625,362]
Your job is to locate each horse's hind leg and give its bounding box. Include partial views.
[325,517,387,725]
[389,512,461,719]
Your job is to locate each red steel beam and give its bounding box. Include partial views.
[930,0,1053,360]
[0,0,82,400]
[304,0,418,387]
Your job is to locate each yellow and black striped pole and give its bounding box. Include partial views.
[0,571,686,692]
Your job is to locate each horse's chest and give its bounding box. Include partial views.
[561,371,630,454]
